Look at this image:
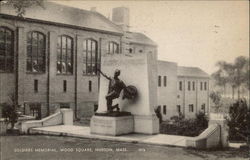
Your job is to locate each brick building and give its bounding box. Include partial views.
[0,2,208,120]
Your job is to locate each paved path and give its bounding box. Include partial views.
[30,125,188,147]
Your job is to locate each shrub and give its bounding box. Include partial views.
[1,103,19,129]
[227,99,250,141]
[160,112,208,137]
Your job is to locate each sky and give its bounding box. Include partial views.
[52,0,249,74]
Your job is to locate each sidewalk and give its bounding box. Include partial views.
[30,125,188,147]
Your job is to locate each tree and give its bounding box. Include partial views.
[210,91,222,112]
[212,61,229,96]
[233,56,248,101]
[212,56,249,101]
[1,0,44,17]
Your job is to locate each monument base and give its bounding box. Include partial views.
[90,114,134,136]
[134,115,159,134]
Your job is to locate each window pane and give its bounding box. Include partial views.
[37,59,45,72]
[6,43,12,51]
[67,49,72,61]
[38,34,45,47]
[62,49,66,60]
[91,41,96,51]
[87,63,92,74]
[57,37,61,48]
[67,38,72,49]
[0,56,5,71]
[27,59,32,72]
[92,64,96,75]
[92,51,96,63]
[0,30,4,42]
[57,48,61,60]
[61,61,66,73]
[6,30,12,42]
[82,63,86,74]
[87,40,91,50]
[0,49,4,56]
[32,59,38,72]
[27,32,32,45]
[83,51,86,63]
[62,36,66,48]
[57,61,62,73]
[32,46,38,56]
[6,57,13,72]
[38,48,45,57]
[27,45,32,57]
[0,42,5,51]
[67,62,72,73]
[83,40,87,51]
[32,32,38,46]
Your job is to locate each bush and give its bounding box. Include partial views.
[1,103,19,129]
[160,112,208,137]
[227,99,250,141]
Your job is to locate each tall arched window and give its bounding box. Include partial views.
[108,41,119,54]
[0,27,14,72]
[27,31,46,73]
[83,39,99,75]
[57,35,73,74]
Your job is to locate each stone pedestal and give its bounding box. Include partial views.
[134,115,159,134]
[90,114,134,136]
[209,113,229,148]
[61,109,73,125]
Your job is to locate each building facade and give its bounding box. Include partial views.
[0,2,209,120]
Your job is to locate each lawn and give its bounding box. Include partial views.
[0,135,249,160]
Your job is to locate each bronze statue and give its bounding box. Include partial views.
[98,69,126,112]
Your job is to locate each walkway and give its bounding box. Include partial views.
[30,125,188,147]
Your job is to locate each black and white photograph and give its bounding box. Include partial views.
[0,0,249,160]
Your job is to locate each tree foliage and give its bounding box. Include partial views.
[212,56,249,100]
[1,0,44,17]
[227,99,250,141]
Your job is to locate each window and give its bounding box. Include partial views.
[189,104,194,112]
[158,105,161,113]
[204,82,207,90]
[63,80,67,92]
[34,79,38,93]
[163,105,167,115]
[188,81,191,91]
[192,81,195,91]
[129,48,133,53]
[163,76,167,87]
[179,81,182,91]
[29,103,41,120]
[57,35,73,74]
[0,27,14,72]
[158,76,161,87]
[177,105,181,113]
[200,82,203,90]
[27,31,46,73]
[108,41,119,54]
[201,103,206,113]
[60,103,70,108]
[89,80,92,92]
[139,49,143,53]
[83,39,99,75]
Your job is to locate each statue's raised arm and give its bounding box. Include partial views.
[97,69,111,80]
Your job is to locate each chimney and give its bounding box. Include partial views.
[112,7,130,31]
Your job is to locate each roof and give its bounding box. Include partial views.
[177,66,209,78]
[128,32,157,46]
[0,1,123,35]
